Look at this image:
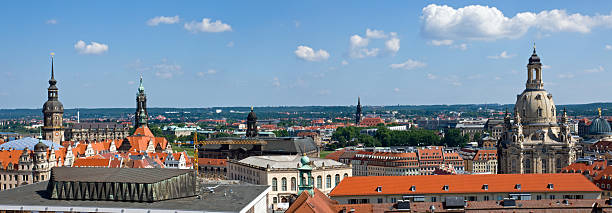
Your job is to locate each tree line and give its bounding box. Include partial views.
[328,126,468,149]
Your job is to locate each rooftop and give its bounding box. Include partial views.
[0,137,62,150]
[236,155,345,169]
[50,167,192,183]
[329,173,600,196]
[0,181,270,213]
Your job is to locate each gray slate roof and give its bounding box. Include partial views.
[51,167,192,183]
[0,182,270,213]
[203,137,318,154]
[68,122,127,129]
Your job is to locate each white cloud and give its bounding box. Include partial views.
[272,77,280,87]
[390,59,427,70]
[429,39,454,46]
[542,65,552,69]
[487,51,515,59]
[184,18,232,33]
[558,73,575,79]
[127,81,135,85]
[606,44,612,50]
[385,37,400,53]
[147,15,179,26]
[74,40,109,55]
[453,43,468,50]
[494,76,501,80]
[153,60,182,79]
[294,45,330,62]
[350,29,400,58]
[421,4,612,40]
[427,73,437,80]
[393,88,400,92]
[341,60,349,66]
[46,19,57,24]
[350,35,369,48]
[366,28,388,39]
[294,20,301,28]
[226,41,234,47]
[584,65,604,73]
[197,69,218,77]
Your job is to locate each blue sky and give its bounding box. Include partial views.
[2,1,612,108]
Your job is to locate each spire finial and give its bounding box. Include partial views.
[533,43,536,54]
[50,52,55,80]
[251,106,254,111]
[138,74,145,93]
[598,108,602,117]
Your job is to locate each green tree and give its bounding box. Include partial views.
[441,129,467,147]
[273,130,289,137]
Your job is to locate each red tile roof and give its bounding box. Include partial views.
[0,149,24,169]
[329,174,600,197]
[198,158,227,166]
[72,158,110,167]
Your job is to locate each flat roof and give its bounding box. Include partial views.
[0,181,270,213]
[51,167,193,184]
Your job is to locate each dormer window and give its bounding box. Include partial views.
[443,185,449,191]
[410,185,416,191]
[537,108,543,117]
[376,186,382,192]
[483,184,488,190]
[547,183,554,190]
[515,184,521,190]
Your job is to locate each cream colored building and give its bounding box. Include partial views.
[498,48,578,174]
[227,155,351,210]
[465,149,498,174]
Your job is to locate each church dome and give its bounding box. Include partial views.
[34,141,48,152]
[515,91,556,125]
[589,117,612,135]
[43,100,64,113]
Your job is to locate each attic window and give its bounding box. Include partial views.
[443,185,449,191]
[410,185,416,192]
[483,184,489,190]
[547,183,554,190]
[515,184,521,190]
[376,186,382,192]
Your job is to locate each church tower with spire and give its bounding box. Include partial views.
[42,54,64,143]
[134,75,148,129]
[246,106,258,138]
[355,97,362,125]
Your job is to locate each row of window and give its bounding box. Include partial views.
[271,173,348,191]
[348,194,585,204]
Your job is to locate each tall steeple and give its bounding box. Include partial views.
[355,97,362,125]
[246,106,258,138]
[135,75,148,129]
[42,53,64,143]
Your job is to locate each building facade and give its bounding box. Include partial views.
[465,149,498,174]
[42,56,64,143]
[64,122,130,142]
[227,155,351,210]
[498,48,578,174]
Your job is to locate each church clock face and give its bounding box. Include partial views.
[54,131,60,136]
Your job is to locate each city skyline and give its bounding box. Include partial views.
[2,1,612,108]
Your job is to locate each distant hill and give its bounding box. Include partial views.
[2,103,612,120]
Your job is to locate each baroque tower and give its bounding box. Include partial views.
[246,106,258,138]
[135,75,148,129]
[355,97,362,125]
[497,46,577,174]
[42,54,64,143]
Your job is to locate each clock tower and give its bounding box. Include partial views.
[42,54,64,143]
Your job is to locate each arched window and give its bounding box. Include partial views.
[281,177,287,191]
[272,178,278,191]
[335,174,340,186]
[344,173,348,178]
[291,177,296,191]
[317,176,322,189]
[308,177,314,187]
[326,175,332,188]
[537,108,543,117]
